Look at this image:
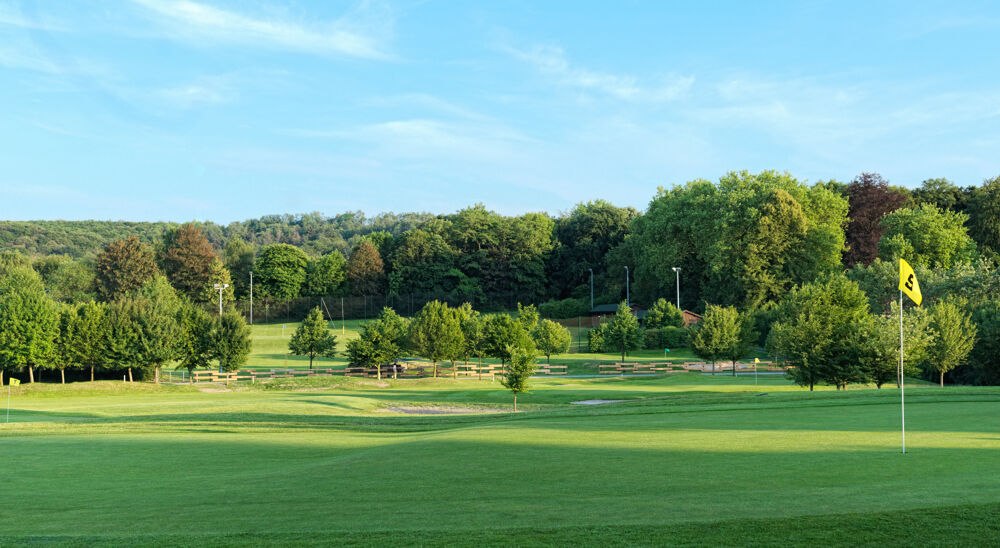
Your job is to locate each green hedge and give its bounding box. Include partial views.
[644,326,688,349]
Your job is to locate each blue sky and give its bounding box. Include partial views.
[2,1,999,222]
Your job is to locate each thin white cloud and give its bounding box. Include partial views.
[289,117,533,163]
[0,40,111,77]
[159,84,225,108]
[503,43,694,102]
[155,74,238,108]
[0,2,68,31]
[130,0,392,59]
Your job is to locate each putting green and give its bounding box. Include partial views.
[1,374,998,546]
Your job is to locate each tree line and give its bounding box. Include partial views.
[0,253,251,384]
[4,169,1000,385]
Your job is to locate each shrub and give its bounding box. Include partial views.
[645,328,662,349]
[588,323,607,353]
[644,326,688,349]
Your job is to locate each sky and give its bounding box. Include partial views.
[2,0,999,223]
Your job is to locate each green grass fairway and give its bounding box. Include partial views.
[247,320,362,369]
[4,374,997,546]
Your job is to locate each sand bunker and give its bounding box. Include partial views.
[383,406,506,415]
[570,399,626,405]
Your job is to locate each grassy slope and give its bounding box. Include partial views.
[244,320,757,374]
[1,374,999,545]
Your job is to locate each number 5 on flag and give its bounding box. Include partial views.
[899,259,922,306]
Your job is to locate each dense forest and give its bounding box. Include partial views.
[3,170,1000,386]
[0,211,436,258]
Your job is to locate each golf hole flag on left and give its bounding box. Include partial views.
[899,259,922,306]
[9,378,19,386]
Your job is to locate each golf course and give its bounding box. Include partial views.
[2,372,998,546]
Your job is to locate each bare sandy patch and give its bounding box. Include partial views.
[381,406,507,415]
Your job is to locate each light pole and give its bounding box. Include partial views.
[588,268,594,310]
[249,271,253,325]
[624,266,630,308]
[672,267,681,310]
[213,283,230,316]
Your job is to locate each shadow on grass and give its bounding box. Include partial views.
[8,387,998,436]
[4,501,998,547]
[1,433,999,541]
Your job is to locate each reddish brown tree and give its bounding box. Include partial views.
[95,236,157,301]
[162,224,218,300]
[346,240,386,295]
[844,173,908,267]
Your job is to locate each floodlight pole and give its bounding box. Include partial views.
[624,266,630,308]
[249,271,253,325]
[588,268,594,310]
[214,283,230,316]
[672,267,681,310]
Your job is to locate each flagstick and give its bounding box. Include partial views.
[900,290,906,455]
[6,383,11,424]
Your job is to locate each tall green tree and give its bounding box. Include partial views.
[966,175,1000,258]
[288,307,338,369]
[631,171,847,309]
[128,276,184,384]
[644,298,684,329]
[346,307,409,379]
[766,275,871,390]
[911,178,971,214]
[857,302,934,389]
[602,302,644,361]
[549,200,639,299]
[386,229,456,295]
[54,304,81,384]
[75,300,110,382]
[483,314,534,368]
[456,303,486,373]
[500,345,537,412]
[690,305,740,375]
[177,303,216,375]
[446,205,556,303]
[214,311,252,372]
[0,267,58,384]
[303,251,347,296]
[408,300,464,377]
[878,204,977,269]
[161,223,219,300]
[255,244,309,299]
[106,298,140,382]
[346,240,386,295]
[223,237,256,299]
[926,299,977,386]
[32,255,96,303]
[723,309,758,376]
[195,261,235,304]
[533,319,571,364]
[516,303,540,332]
[95,236,158,301]
[961,299,1000,385]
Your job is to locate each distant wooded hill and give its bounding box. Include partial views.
[0,211,436,258]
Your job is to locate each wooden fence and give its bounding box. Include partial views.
[186,361,787,383]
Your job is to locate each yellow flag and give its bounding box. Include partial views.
[899,259,922,306]
[9,378,19,386]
